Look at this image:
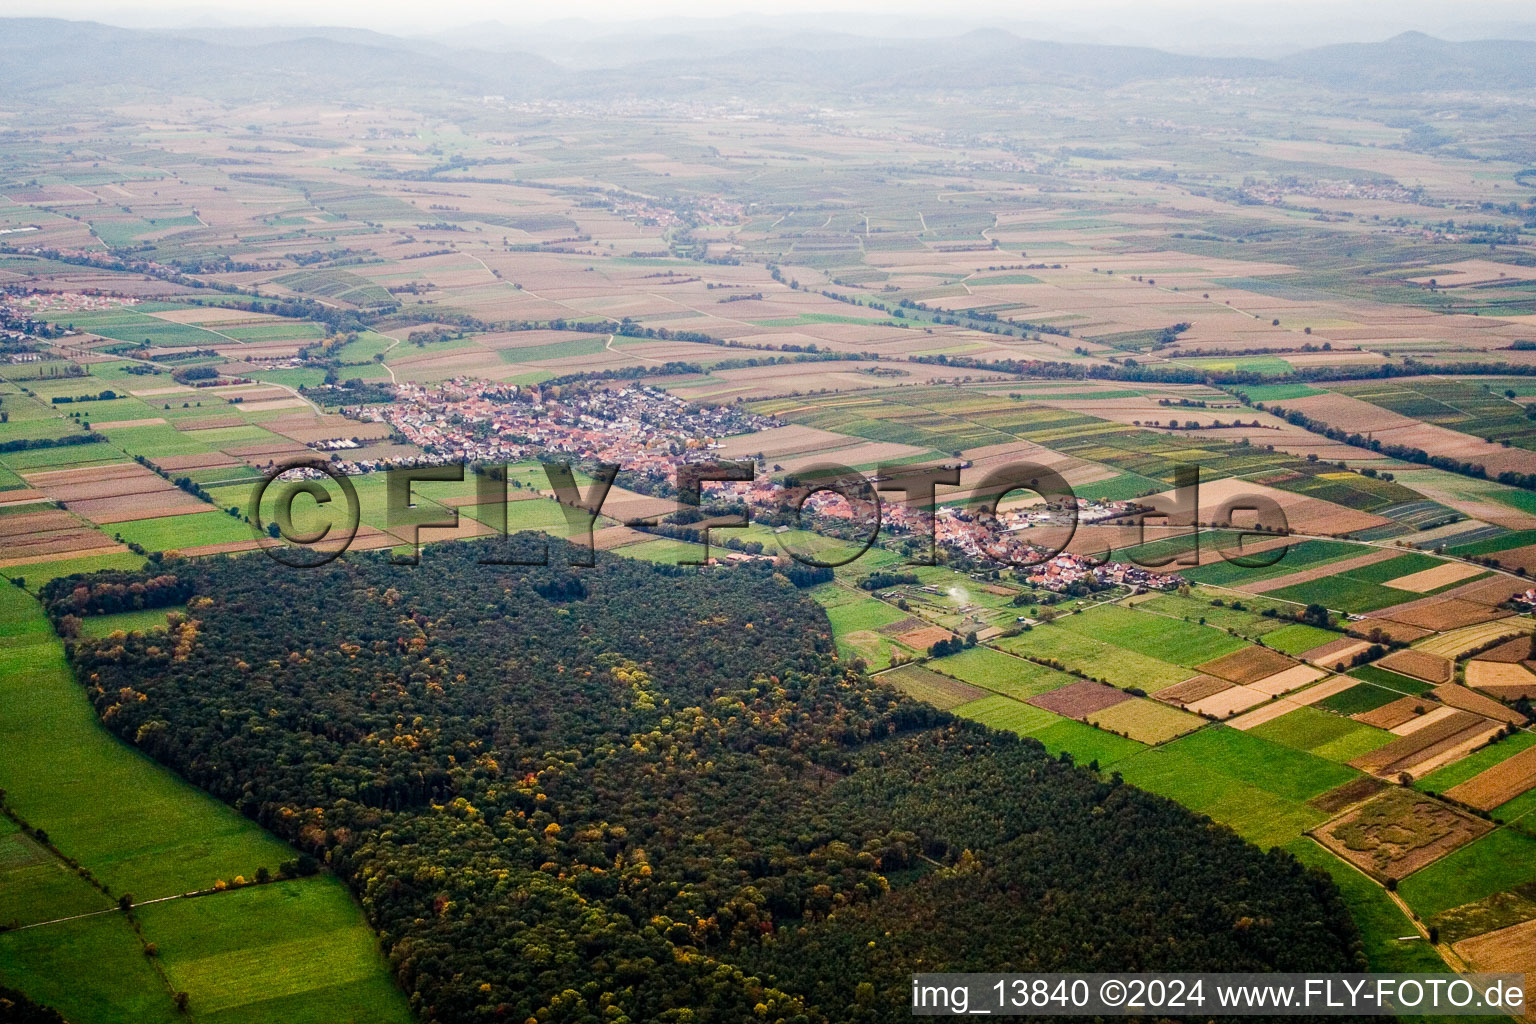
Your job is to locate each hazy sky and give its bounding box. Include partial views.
[8,0,1534,46]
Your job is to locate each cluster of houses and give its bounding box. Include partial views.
[1021,552,1183,592]
[342,378,775,474]
[329,378,1181,587]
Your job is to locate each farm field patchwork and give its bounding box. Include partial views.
[7,50,1536,1020]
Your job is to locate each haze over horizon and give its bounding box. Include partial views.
[7,0,1536,56]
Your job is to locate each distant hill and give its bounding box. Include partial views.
[1,18,1533,103]
[0,18,565,100]
[580,29,1279,97]
[1283,31,1536,91]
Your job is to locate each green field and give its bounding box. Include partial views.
[7,552,148,591]
[881,664,981,709]
[1246,707,1394,763]
[0,583,410,1023]
[1348,664,1435,695]
[1183,539,1365,587]
[111,510,255,552]
[0,817,114,928]
[933,645,1077,699]
[614,536,708,564]
[1266,553,1474,615]
[76,606,183,638]
[996,622,1191,691]
[1398,829,1536,918]
[953,693,1064,736]
[0,914,180,1024]
[821,592,909,634]
[1132,589,1298,638]
[0,442,127,472]
[0,584,294,897]
[1050,604,1250,668]
[137,880,412,1024]
[1316,682,1408,716]
[1030,719,1148,767]
[1262,623,1343,655]
[1114,727,1360,847]
[1284,839,1451,973]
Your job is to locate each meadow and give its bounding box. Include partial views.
[996,623,1195,692]
[1113,727,1360,847]
[0,583,407,1022]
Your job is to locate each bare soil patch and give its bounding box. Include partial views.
[1351,711,1496,777]
[1301,637,1374,670]
[1445,575,1533,607]
[22,463,139,486]
[1289,675,1359,706]
[1086,698,1202,744]
[1479,543,1536,574]
[590,526,652,551]
[1029,680,1132,718]
[0,509,78,538]
[1349,618,1434,644]
[1431,683,1527,726]
[176,415,249,431]
[1356,696,1436,731]
[1375,597,1509,632]
[79,496,210,524]
[1392,705,1463,736]
[1196,646,1299,684]
[1472,636,1535,664]
[152,452,242,471]
[92,417,167,430]
[224,440,311,458]
[715,425,864,460]
[1157,674,1231,706]
[1416,620,1531,659]
[1445,744,1536,811]
[0,542,128,567]
[1378,649,1453,684]
[1189,685,1273,720]
[895,625,957,651]
[1453,919,1536,1024]
[1309,776,1388,814]
[1465,661,1536,701]
[882,665,987,711]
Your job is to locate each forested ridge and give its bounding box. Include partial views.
[55,538,1364,1023]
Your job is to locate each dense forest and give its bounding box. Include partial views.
[58,539,1364,1023]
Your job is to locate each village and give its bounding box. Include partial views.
[332,376,1180,586]
[340,376,775,474]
